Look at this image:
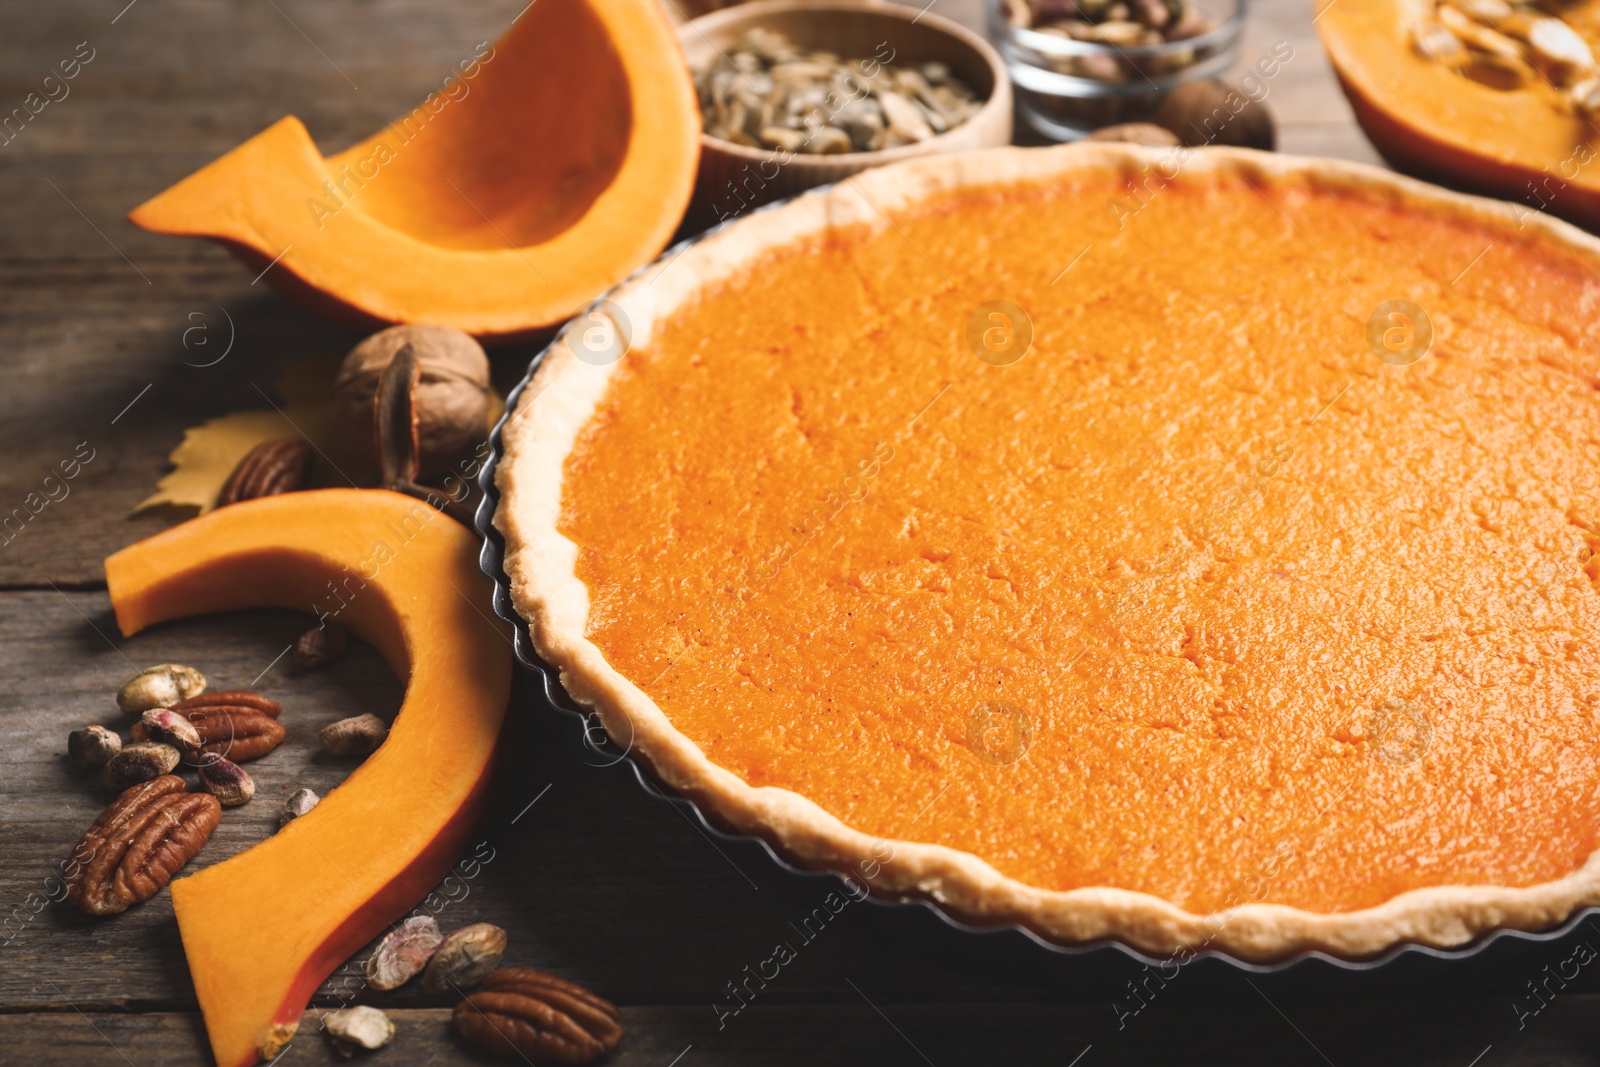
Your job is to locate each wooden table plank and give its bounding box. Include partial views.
[6,992,1600,1067]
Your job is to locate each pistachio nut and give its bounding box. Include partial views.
[319,713,388,757]
[197,755,255,807]
[116,664,206,715]
[68,724,122,769]
[102,741,181,791]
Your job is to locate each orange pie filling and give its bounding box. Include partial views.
[556,163,1600,918]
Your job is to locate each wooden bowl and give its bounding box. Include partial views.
[679,0,1013,230]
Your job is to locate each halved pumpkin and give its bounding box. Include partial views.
[1318,0,1600,230]
[104,490,513,1067]
[128,0,700,343]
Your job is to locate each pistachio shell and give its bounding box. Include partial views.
[319,713,388,757]
[419,923,508,995]
[68,725,122,769]
[324,1006,393,1052]
[197,755,255,807]
[116,664,205,715]
[103,742,180,790]
[280,787,320,827]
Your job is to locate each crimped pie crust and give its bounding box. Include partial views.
[495,144,1600,963]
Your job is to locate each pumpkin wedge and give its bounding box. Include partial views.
[104,490,513,1067]
[1318,0,1600,230]
[127,0,700,343]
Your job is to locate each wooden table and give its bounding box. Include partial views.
[2,1,1595,1064]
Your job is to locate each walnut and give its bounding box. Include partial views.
[334,324,490,482]
[65,775,221,916]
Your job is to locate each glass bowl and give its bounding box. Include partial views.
[986,0,1246,141]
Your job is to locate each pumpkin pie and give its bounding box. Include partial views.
[495,145,1600,962]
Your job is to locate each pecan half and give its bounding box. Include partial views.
[218,437,315,507]
[187,710,285,761]
[171,690,286,761]
[174,690,283,718]
[453,968,622,1065]
[65,775,221,916]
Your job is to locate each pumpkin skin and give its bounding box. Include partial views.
[1318,0,1600,230]
[127,0,700,343]
[104,490,513,1067]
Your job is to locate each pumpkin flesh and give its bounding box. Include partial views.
[104,490,513,1067]
[126,0,700,341]
[1318,0,1600,229]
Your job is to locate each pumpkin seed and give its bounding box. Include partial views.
[1437,5,1524,57]
[1412,0,1600,104]
[879,90,935,144]
[694,28,983,154]
[809,126,854,154]
[1446,0,1514,24]
[759,126,806,152]
[1526,16,1595,83]
[1411,19,1467,62]
[1569,75,1600,113]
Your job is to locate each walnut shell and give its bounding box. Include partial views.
[1153,79,1276,151]
[334,324,490,481]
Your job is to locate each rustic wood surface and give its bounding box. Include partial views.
[2,0,1595,1064]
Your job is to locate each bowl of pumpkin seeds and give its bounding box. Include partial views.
[681,0,1013,229]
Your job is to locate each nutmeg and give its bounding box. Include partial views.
[1152,79,1276,151]
[333,324,490,481]
[1085,122,1182,147]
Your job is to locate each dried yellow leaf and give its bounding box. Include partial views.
[133,353,504,516]
[134,356,345,515]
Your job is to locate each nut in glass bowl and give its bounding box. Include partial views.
[988,0,1246,140]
